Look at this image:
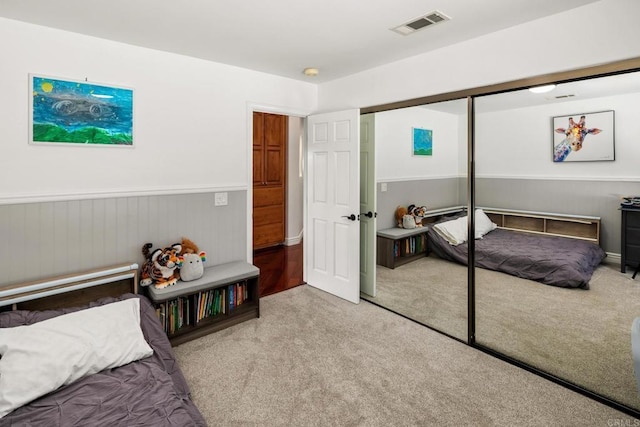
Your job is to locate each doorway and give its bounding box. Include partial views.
[252,112,304,296]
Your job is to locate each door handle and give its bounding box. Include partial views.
[360,211,373,218]
[342,214,357,221]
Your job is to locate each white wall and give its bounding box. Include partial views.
[318,0,640,111]
[0,18,317,203]
[375,106,462,181]
[475,91,640,179]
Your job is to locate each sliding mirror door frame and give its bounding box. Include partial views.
[362,56,640,418]
[366,99,469,341]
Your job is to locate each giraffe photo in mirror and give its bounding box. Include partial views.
[552,110,614,162]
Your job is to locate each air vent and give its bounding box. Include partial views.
[391,11,450,36]
[546,94,576,100]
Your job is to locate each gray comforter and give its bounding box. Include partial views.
[0,294,206,426]
[428,227,606,289]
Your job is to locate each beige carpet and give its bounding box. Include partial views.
[368,256,640,411]
[174,285,632,426]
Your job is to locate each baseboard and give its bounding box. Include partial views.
[284,231,303,246]
[604,252,621,266]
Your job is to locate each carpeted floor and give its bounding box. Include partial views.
[174,285,634,426]
[367,255,640,411]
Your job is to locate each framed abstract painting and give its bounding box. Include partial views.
[552,110,614,162]
[29,74,134,146]
[412,127,433,156]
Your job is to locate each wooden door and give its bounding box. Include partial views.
[253,112,287,249]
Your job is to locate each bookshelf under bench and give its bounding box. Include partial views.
[377,227,429,269]
[146,261,260,346]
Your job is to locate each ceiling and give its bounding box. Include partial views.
[0,0,600,83]
[415,70,640,115]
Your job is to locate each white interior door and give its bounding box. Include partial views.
[360,113,376,297]
[305,109,360,304]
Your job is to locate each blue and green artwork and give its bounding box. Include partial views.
[412,127,432,156]
[30,75,133,146]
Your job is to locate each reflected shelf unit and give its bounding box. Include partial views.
[376,226,429,269]
[481,208,600,245]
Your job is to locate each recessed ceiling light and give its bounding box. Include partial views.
[303,67,319,77]
[529,84,556,94]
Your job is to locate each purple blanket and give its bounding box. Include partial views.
[0,294,206,426]
[428,227,606,289]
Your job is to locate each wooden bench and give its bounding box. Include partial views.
[376,226,430,269]
[145,261,260,346]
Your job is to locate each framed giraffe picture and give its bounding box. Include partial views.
[552,110,614,162]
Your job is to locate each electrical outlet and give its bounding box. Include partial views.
[381,182,387,192]
[214,192,228,206]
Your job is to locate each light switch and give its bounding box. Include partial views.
[214,192,228,206]
[381,183,387,192]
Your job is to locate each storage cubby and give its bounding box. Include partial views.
[145,261,259,346]
[484,209,600,244]
[376,227,429,269]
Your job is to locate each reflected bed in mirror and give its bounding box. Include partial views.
[474,69,640,412]
[427,207,605,289]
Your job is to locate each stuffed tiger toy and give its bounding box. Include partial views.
[140,242,183,289]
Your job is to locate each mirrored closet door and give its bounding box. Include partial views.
[362,98,469,341]
[473,70,640,411]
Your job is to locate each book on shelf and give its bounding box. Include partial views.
[227,281,250,311]
[152,279,253,335]
[167,297,188,334]
[155,304,167,332]
[195,288,227,323]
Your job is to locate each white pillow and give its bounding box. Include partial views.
[0,298,153,418]
[434,216,468,246]
[433,209,498,245]
[475,209,498,239]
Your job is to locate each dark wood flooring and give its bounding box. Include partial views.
[253,242,304,297]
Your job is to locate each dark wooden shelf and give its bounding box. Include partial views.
[145,261,260,346]
[621,207,640,275]
[169,302,260,346]
[376,227,429,269]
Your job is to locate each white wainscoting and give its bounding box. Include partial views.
[0,191,247,287]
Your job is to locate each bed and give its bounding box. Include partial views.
[0,264,206,425]
[425,207,606,289]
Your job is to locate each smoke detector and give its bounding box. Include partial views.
[391,11,450,36]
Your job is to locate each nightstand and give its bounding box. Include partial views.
[621,207,640,278]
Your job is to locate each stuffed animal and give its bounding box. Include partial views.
[178,237,207,282]
[396,205,421,228]
[140,242,182,289]
[180,237,200,255]
[402,214,416,229]
[408,204,428,227]
[395,206,408,228]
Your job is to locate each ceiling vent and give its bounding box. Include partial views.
[391,11,450,36]
[545,94,576,100]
